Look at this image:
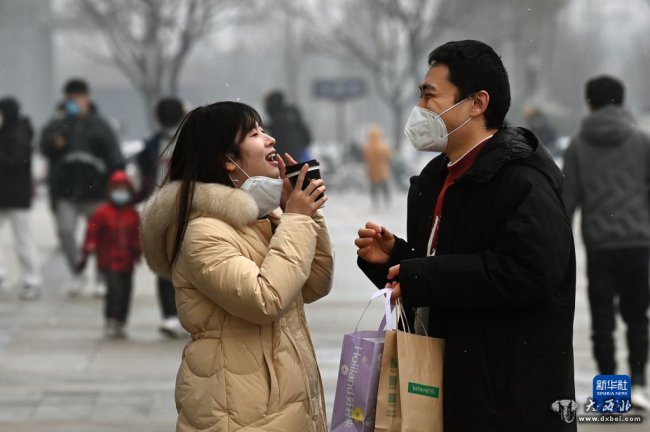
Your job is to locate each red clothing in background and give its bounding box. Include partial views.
[82,203,141,273]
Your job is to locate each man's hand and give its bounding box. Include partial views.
[387,264,401,302]
[354,221,395,264]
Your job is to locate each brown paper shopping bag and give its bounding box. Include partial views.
[375,306,445,432]
[375,330,401,432]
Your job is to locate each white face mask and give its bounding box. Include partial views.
[110,190,132,206]
[404,97,472,152]
[227,156,283,218]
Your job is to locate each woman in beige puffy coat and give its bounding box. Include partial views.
[140,101,333,431]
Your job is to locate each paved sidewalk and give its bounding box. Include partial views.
[0,186,646,430]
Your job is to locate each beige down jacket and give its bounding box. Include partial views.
[141,181,334,432]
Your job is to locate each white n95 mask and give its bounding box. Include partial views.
[404,98,472,152]
[227,156,283,218]
[240,176,283,218]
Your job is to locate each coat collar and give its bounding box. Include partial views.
[415,127,547,183]
[140,181,259,278]
[411,126,562,196]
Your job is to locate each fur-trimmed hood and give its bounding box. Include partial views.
[140,181,259,278]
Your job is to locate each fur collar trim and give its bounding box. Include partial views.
[140,181,258,277]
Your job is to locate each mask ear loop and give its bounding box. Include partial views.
[443,96,475,137]
[226,155,250,186]
[445,116,473,137]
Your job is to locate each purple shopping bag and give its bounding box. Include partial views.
[331,288,393,432]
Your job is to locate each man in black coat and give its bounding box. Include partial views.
[40,79,125,295]
[264,90,312,161]
[0,97,42,300]
[355,40,576,431]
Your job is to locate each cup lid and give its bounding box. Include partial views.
[285,159,320,174]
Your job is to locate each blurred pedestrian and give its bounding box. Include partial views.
[40,78,125,296]
[563,75,650,410]
[0,97,42,300]
[264,90,312,161]
[524,106,559,157]
[355,40,576,430]
[40,101,66,214]
[362,125,392,208]
[140,101,333,431]
[77,170,141,338]
[134,97,186,337]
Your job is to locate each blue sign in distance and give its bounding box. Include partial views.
[313,78,366,101]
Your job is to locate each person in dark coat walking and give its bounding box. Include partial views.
[77,170,141,338]
[0,97,42,300]
[135,97,187,338]
[40,78,125,295]
[355,40,576,431]
[264,91,312,161]
[563,75,650,410]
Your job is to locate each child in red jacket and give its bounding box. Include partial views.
[77,170,141,338]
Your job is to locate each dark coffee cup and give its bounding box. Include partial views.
[285,159,323,201]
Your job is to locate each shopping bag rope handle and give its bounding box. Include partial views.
[355,287,394,332]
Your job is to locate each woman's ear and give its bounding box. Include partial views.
[470,90,490,117]
[225,155,237,173]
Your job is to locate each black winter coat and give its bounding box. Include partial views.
[0,128,32,209]
[359,127,576,431]
[40,110,124,202]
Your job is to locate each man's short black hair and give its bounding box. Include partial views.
[428,40,510,130]
[585,75,624,110]
[63,78,89,95]
[156,97,185,128]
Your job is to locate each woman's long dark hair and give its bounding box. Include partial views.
[162,101,262,264]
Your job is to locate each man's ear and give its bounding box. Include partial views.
[470,90,490,117]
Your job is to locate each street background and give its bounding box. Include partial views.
[1,0,650,430]
[0,186,644,431]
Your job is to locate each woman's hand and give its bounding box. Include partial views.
[277,153,297,212]
[284,163,328,216]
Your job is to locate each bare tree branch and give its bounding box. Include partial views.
[304,0,459,149]
[64,0,260,126]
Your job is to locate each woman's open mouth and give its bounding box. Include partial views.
[266,151,278,165]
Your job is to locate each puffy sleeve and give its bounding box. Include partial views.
[301,210,334,303]
[177,213,320,324]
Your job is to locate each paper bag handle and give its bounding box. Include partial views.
[355,287,394,332]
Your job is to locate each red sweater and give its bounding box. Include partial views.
[429,138,491,256]
[82,203,141,273]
